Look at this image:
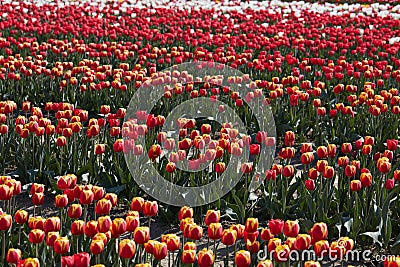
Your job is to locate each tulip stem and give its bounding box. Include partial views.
[2,231,5,260]
[84,205,88,223]
[36,243,38,258]
[18,225,21,246]
[125,259,129,267]
[60,146,63,176]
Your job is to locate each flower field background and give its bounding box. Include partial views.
[0,0,400,266]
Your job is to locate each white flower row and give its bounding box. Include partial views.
[3,0,400,19]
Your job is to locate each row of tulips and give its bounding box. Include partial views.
[4,174,399,266]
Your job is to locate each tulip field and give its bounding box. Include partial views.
[1,0,400,266]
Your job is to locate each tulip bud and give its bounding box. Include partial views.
[95,199,112,215]
[257,260,274,267]
[44,217,61,233]
[304,261,321,267]
[97,216,112,233]
[46,231,60,247]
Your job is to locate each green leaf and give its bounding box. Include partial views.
[360,231,382,247]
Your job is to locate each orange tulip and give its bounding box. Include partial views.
[235,250,251,267]
[178,206,193,221]
[14,210,28,224]
[283,220,299,237]
[43,217,61,233]
[46,231,60,247]
[245,218,258,233]
[182,250,196,264]
[54,237,70,255]
[29,229,45,244]
[204,210,220,226]
[0,213,12,230]
[221,229,237,246]
[68,204,82,219]
[143,201,158,217]
[153,241,168,260]
[6,248,22,264]
[71,220,85,236]
[130,197,144,212]
[197,248,214,267]
[208,222,223,240]
[84,220,98,238]
[133,227,150,244]
[90,239,105,255]
[95,198,112,215]
[119,239,136,259]
[309,222,328,243]
[97,216,112,233]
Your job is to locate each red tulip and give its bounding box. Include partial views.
[197,249,214,267]
[6,248,22,264]
[283,220,299,237]
[268,219,284,235]
[235,250,251,267]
